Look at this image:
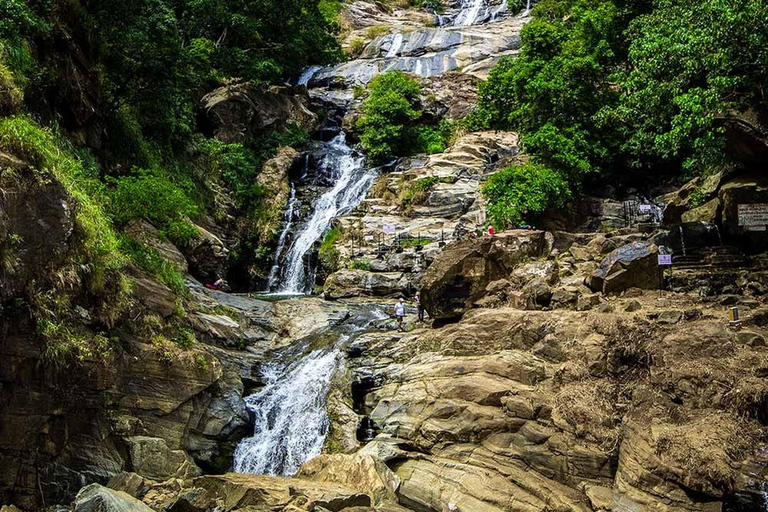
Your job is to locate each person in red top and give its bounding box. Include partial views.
[488,225,495,236]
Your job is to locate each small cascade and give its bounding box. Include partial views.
[453,0,488,26]
[277,132,377,293]
[520,0,532,16]
[232,348,341,476]
[297,65,322,86]
[265,184,298,291]
[386,33,404,58]
[678,225,687,256]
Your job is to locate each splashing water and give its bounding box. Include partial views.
[233,349,341,476]
[277,132,377,293]
[386,33,404,58]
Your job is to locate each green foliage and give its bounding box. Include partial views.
[319,227,341,272]
[476,0,767,228]
[0,117,127,288]
[349,259,372,270]
[318,0,343,23]
[602,0,768,175]
[399,176,440,209]
[120,237,187,295]
[357,71,451,162]
[367,26,390,39]
[483,163,571,228]
[0,59,22,112]
[110,169,199,244]
[348,37,366,57]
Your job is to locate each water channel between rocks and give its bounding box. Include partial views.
[232,303,389,476]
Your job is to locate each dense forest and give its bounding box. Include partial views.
[478,0,768,227]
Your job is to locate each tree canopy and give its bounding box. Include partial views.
[477,0,768,228]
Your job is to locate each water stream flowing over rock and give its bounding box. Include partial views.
[233,347,341,476]
[274,133,377,293]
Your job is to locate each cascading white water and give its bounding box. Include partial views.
[453,0,487,26]
[386,33,404,58]
[266,184,298,291]
[277,132,377,293]
[233,348,341,476]
[297,65,322,86]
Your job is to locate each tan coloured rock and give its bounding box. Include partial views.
[420,230,550,319]
[166,473,372,511]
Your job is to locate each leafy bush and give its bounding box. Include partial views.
[0,59,22,112]
[367,26,390,39]
[120,237,186,296]
[110,169,199,244]
[319,227,341,272]
[349,259,372,270]
[483,163,571,228]
[358,71,454,162]
[399,176,440,209]
[347,37,366,57]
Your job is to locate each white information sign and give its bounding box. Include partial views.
[382,224,396,234]
[658,254,672,266]
[364,235,374,241]
[738,204,768,227]
[639,204,652,213]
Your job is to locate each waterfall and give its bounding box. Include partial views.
[453,0,487,26]
[297,65,322,86]
[678,225,687,256]
[277,132,377,293]
[233,348,341,476]
[386,33,404,58]
[266,184,298,291]
[520,0,532,16]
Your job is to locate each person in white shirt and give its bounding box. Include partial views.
[394,298,405,331]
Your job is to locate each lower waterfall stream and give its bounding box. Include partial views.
[232,347,342,476]
[232,305,389,476]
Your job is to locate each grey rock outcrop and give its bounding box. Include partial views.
[587,241,660,294]
[73,484,154,512]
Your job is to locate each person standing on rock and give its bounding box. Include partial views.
[394,298,406,331]
[415,292,425,322]
[488,225,495,236]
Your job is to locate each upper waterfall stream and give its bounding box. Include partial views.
[275,132,377,294]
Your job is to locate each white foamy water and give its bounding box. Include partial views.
[453,0,488,26]
[232,348,341,476]
[277,132,377,293]
[386,33,404,58]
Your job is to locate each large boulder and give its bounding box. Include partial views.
[0,166,75,302]
[179,224,229,282]
[587,241,660,294]
[718,172,768,252]
[324,270,411,299]
[126,436,202,481]
[166,474,372,512]
[420,230,551,320]
[200,81,316,145]
[253,147,299,241]
[73,484,154,512]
